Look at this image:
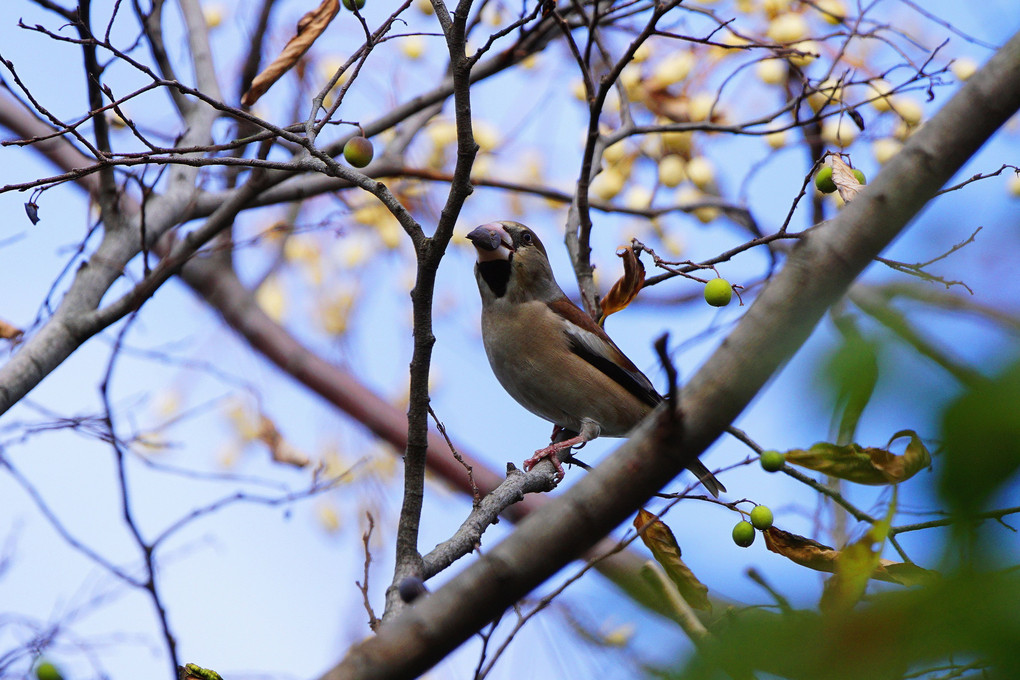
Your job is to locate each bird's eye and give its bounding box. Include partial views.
[520,232,533,244]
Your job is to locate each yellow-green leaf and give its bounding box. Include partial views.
[820,496,895,613]
[182,664,224,680]
[823,316,879,444]
[634,509,711,611]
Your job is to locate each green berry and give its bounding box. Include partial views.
[704,278,732,307]
[36,661,63,680]
[343,0,366,10]
[815,165,836,193]
[343,136,374,167]
[759,449,785,472]
[732,520,755,547]
[750,505,774,530]
[853,168,867,185]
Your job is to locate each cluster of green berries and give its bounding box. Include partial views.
[731,450,786,547]
[732,505,774,547]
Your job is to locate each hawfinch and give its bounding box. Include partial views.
[467,220,724,497]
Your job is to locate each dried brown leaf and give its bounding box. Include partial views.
[634,509,711,611]
[644,92,726,125]
[599,246,645,325]
[831,155,863,204]
[25,202,40,225]
[0,317,24,341]
[763,526,840,572]
[241,0,340,107]
[765,525,939,593]
[644,90,687,122]
[257,414,311,467]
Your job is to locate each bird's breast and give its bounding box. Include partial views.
[480,300,650,436]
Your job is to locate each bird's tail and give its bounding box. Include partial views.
[686,458,725,497]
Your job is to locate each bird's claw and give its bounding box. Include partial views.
[523,446,566,482]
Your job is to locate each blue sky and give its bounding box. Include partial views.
[1,2,1019,679]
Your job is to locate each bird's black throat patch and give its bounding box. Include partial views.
[477,259,512,297]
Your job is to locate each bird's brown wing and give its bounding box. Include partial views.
[547,297,726,497]
[547,298,662,409]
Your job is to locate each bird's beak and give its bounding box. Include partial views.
[467,223,514,261]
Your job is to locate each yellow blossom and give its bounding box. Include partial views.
[255,276,286,322]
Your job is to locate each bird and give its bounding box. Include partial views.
[466,220,724,497]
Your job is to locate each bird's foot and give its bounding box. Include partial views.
[524,435,584,482]
[523,447,565,481]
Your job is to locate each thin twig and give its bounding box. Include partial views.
[356,513,380,631]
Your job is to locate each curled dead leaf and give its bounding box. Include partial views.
[599,246,645,326]
[634,509,711,611]
[879,430,933,482]
[763,526,840,572]
[25,201,40,225]
[241,0,340,107]
[784,430,930,485]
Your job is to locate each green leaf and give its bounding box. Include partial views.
[823,317,879,443]
[940,358,1020,515]
[878,561,940,587]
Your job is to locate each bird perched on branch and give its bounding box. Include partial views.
[466,220,724,497]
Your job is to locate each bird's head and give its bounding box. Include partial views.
[467,221,561,302]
